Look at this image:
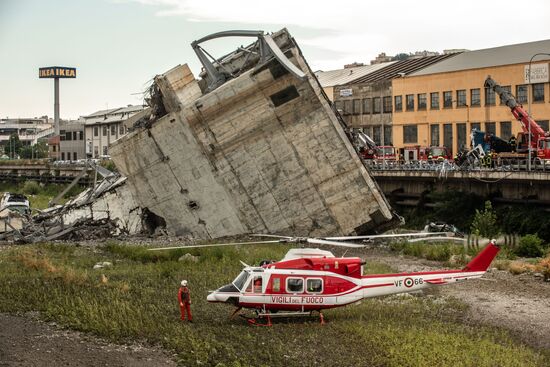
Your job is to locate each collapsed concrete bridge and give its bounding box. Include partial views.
[102,29,397,238]
[0,29,397,243]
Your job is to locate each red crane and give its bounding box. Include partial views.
[484,76,550,161]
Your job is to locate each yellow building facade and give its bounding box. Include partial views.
[392,61,550,156]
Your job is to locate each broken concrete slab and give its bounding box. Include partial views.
[110,28,396,239]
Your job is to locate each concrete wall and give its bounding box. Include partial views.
[110,31,394,239]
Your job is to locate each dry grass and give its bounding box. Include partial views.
[536,256,550,281]
[508,261,538,275]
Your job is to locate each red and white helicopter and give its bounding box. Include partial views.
[151,233,498,326]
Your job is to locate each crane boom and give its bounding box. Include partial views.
[484,76,546,145]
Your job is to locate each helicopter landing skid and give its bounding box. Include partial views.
[239,310,326,326]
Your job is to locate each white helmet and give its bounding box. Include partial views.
[181,280,188,287]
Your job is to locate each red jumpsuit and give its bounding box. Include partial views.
[178,286,192,321]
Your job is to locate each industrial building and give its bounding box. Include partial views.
[81,105,144,158]
[0,117,53,146]
[392,39,550,156]
[58,120,86,161]
[331,54,457,145]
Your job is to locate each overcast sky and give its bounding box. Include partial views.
[1,0,549,119]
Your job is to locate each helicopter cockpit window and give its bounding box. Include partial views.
[245,276,263,293]
[232,271,249,291]
[306,278,323,293]
[286,278,303,293]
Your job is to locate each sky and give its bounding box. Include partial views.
[1,0,549,119]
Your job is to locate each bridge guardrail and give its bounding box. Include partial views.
[364,159,550,173]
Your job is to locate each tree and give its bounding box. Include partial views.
[20,141,49,159]
[470,200,500,238]
[4,133,23,158]
[392,53,410,61]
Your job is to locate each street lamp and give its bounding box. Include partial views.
[527,53,550,171]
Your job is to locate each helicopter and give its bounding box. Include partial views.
[150,233,498,326]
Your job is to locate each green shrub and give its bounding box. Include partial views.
[22,180,40,195]
[515,234,544,258]
[470,201,499,238]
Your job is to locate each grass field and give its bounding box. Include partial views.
[0,243,546,367]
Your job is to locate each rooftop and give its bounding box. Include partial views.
[82,105,146,125]
[350,54,459,84]
[315,62,394,87]
[410,39,550,76]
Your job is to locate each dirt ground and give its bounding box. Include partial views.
[363,248,550,351]
[0,312,176,367]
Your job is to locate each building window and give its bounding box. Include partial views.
[444,124,453,156]
[79,131,84,140]
[533,84,545,102]
[457,90,467,107]
[485,87,495,106]
[111,124,117,136]
[485,122,496,135]
[334,101,343,112]
[394,96,402,112]
[120,125,124,135]
[73,152,77,161]
[500,121,512,140]
[499,86,511,105]
[430,124,440,146]
[516,85,528,104]
[403,125,418,144]
[65,131,72,141]
[52,146,56,152]
[94,127,99,137]
[59,129,66,141]
[363,98,372,114]
[61,152,65,160]
[352,99,361,114]
[443,91,453,108]
[373,97,381,114]
[103,146,108,156]
[373,126,381,145]
[470,89,480,107]
[471,122,481,131]
[417,93,427,110]
[457,123,467,151]
[384,126,392,145]
[537,120,549,132]
[72,131,77,140]
[383,96,392,113]
[430,92,439,109]
[102,126,108,136]
[406,94,414,111]
[94,146,99,158]
[343,100,352,115]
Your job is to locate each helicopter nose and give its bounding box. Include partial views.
[207,292,218,303]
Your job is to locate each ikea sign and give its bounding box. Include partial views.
[39,66,76,78]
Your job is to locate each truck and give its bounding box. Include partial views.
[402,145,451,162]
[484,76,550,163]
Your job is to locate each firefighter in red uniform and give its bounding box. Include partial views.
[178,280,193,322]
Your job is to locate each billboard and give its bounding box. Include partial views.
[39,66,77,78]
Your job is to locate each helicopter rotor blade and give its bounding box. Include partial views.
[250,234,294,240]
[306,238,366,248]
[323,232,454,241]
[147,240,283,251]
